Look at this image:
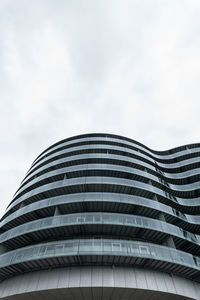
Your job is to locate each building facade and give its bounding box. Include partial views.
[0,133,200,299]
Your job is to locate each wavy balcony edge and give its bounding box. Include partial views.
[1,133,200,300]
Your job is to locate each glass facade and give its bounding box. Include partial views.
[0,133,200,283]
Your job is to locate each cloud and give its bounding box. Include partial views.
[0,0,200,217]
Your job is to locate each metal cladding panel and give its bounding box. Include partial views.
[0,267,199,300]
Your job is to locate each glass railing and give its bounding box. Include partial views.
[0,239,199,273]
[1,212,199,247]
[7,176,200,213]
[14,163,200,200]
[30,144,156,171]
[21,153,200,191]
[32,136,200,167]
[2,193,193,228]
[27,144,200,180]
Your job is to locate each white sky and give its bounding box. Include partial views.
[0,0,200,218]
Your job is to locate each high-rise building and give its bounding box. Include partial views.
[0,133,200,300]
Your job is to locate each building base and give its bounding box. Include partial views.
[0,266,199,300]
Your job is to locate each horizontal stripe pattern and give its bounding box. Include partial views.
[0,133,200,283]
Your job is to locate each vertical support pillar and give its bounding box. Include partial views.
[20,202,25,209]
[0,244,7,254]
[153,194,158,201]
[54,206,61,216]
[158,212,165,222]
[164,235,176,249]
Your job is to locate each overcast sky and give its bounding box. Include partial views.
[0,0,200,218]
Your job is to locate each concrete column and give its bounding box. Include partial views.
[54,206,61,216]
[158,212,166,222]
[153,194,158,201]
[20,202,25,209]
[164,235,176,249]
[0,245,7,255]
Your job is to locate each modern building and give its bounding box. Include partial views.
[0,133,200,300]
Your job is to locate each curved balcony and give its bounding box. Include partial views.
[2,193,200,233]
[32,135,200,165]
[25,144,200,181]
[1,213,199,256]
[0,238,200,282]
[18,153,200,196]
[1,133,200,288]
[14,164,200,202]
[6,177,200,219]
